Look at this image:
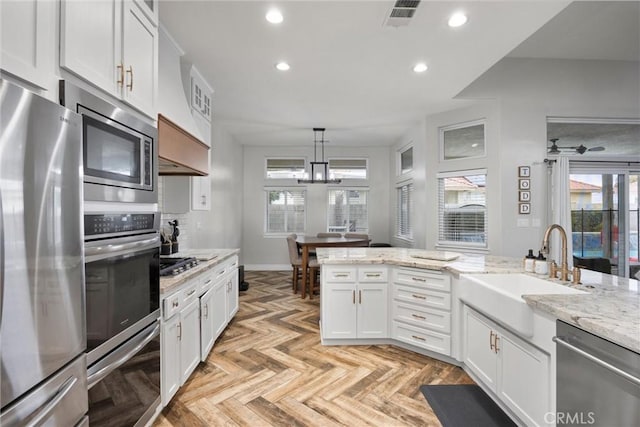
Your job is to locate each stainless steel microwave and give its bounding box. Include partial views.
[59,81,158,204]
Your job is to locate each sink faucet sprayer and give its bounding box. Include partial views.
[541,224,571,282]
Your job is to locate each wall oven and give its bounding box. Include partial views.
[59,80,158,204]
[84,211,161,426]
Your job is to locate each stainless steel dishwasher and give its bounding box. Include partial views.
[554,320,640,426]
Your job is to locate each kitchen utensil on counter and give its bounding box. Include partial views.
[168,220,180,253]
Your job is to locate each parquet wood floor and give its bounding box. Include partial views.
[154,271,474,427]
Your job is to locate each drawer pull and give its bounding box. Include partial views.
[335,273,349,278]
[218,270,226,276]
[186,289,196,296]
[172,301,179,308]
[411,314,426,320]
[411,294,426,300]
[411,277,426,282]
[366,273,380,278]
[411,335,426,342]
[203,280,212,286]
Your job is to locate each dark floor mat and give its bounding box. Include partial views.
[420,384,516,427]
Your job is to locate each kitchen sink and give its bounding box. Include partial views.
[459,273,588,337]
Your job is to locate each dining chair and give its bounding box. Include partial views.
[317,232,341,237]
[287,234,319,297]
[344,233,368,239]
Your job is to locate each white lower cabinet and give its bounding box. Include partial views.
[321,266,388,339]
[199,286,215,361]
[463,306,551,426]
[179,298,201,383]
[161,313,180,405]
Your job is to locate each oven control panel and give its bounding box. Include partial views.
[84,213,157,236]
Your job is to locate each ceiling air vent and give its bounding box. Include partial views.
[384,0,421,27]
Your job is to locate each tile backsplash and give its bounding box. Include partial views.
[158,177,190,251]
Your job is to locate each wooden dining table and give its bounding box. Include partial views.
[295,235,370,296]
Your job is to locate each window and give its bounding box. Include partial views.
[327,189,368,233]
[328,158,367,179]
[396,182,413,240]
[399,146,413,175]
[266,158,306,179]
[438,170,487,247]
[265,189,306,234]
[440,120,486,161]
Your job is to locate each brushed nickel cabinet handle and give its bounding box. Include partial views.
[490,331,495,351]
[411,294,426,300]
[126,66,133,91]
[494,336,500,353]
[117,63,124,87]
[186,289,196,296]
[335,273,349,278]
[411,314,426,320]
[359,290,362,304]
[412,277,426,282]
[366,273,380,277]
[352,290,355,304]
[412,335,426,341]
[177,322,182,341]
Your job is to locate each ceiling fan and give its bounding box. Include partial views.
[548,138,605,155]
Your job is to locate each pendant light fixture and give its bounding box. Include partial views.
[297,127,342,184]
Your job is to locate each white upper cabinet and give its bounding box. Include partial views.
[1,0,55,90]
[190,65,213,122]
[60,0,157,118]
[133,0,158,26]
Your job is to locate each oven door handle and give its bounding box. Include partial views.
[87,321,160,389]
[85,234,160,262]
[553,336,640,386]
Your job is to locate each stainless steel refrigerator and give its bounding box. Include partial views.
[0,80,88,426]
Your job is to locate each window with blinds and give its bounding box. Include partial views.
[265,189,306,234]
[266,158,306,179]
[327,189,368,233]
[400,147,413,175]
[396,182,413,240]
[328,159,368,179]
[438,170,487,247]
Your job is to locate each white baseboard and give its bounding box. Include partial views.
[245,264,291,271]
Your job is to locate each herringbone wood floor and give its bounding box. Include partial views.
[154,271,474,427]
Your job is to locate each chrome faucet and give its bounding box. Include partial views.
[541,224,570,282]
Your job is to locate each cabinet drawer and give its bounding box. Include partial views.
[181,282,199,305]
[358,267,388,282]
[163,292,181,320]
[393,302,451,334]
[394,285,451,311]
[323,266,357,282]
[394,268,450,292]
[392,321,451,355]
[199,274,214,295]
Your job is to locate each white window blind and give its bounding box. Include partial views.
[327,189,369,233]
[328,159,368,179]
[265,189,306,234]
[266,158,306,179]
[396,182,413,239]
[438,171,487,247]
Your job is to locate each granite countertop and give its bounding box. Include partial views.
[160,248,240,294]
[317,247,640,353]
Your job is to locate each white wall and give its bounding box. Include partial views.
[242,145,391,269]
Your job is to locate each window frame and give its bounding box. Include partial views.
[264,157,307,180]
[437,169,488,249]
[264,187,307,236]
[397,143,414,178]
[439,119,487,162]
[327,157,369,180]
[395,180,414,242]
[326,187,369,234]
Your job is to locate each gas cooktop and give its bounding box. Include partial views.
[159,257,199,276]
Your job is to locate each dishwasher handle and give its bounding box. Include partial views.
[553,336,640,387]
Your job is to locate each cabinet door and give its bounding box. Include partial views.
[122,0,157,117]
[199,288,215,361]
[60,0,120,96]
[321,283,357,339]
[356,283,388,338]
[179,299,201,384]
[227,269,239,321]
[211,279,228,341]
[498,332,551,427]
[463,308,497,391]
[1,0,54,89]
[161,314,181,406]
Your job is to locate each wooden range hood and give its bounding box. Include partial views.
[158,114,209,176]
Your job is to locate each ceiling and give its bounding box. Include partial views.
[159,1,637,147]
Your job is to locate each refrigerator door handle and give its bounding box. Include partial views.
[87,322,160,389]
[24,376,77,427]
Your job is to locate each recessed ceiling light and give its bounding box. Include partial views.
[448,12,468,27]
[266,9,283,24]
[275,62,290,71]
[413,63,428,73]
